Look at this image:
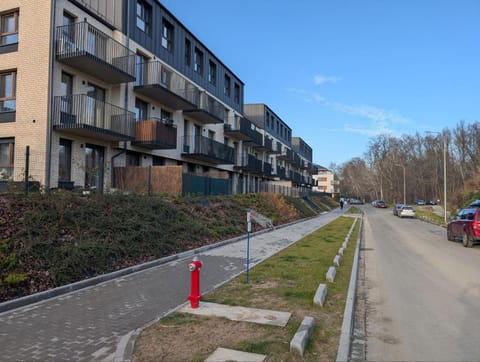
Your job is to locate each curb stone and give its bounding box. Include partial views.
[290,316,315,356]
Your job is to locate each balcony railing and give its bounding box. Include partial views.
[182,135,234,164]
[52,94,135,141]
[134,61,199,110]
[74,0,121,28]
[234,154,263,174]
[276,166,287,179]
[132,118,177,149]
[292,153,302,167]
[224,117,261,142]
[300,160,311,170]
[278,148,294,162]
[183,92,226,124]
[263,162,273,177]
[56,21,135,84]
[270,141,282,154]
[291,171,302,183]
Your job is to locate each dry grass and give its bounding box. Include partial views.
[133,216,360,361]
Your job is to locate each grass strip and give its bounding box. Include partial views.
[133,216,360,361]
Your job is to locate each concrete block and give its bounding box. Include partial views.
[313,283,327,307]
[326,266,336,282]
[342,241,348,249]
[333,254,341,267]
[290,316,315,356]
[339,247,345,256]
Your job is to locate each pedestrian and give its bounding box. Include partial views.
[340,200,344,210]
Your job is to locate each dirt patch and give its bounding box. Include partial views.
[133,314,285,362]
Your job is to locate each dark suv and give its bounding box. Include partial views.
[447,207,480,247]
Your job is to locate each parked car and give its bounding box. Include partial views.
[414,199,425,205]
[469,199,480,207]
[398,205,416,218]
[447,207,480,247]
[393,204,404,216]
[375,200,387,208]
[349,199,364,205]
[426,199,437,205]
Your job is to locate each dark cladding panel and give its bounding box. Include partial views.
[127,0,244,114]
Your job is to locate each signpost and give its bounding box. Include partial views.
[246,208,251,283]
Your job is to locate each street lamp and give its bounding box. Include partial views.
[426,131,447,224]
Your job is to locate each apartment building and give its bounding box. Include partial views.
[244,104,316,190]
[312,165,338,196]
[0,0,313,195]
[291,136,316,188]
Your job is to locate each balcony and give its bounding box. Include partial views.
[263,162,273,177]
[277,148,294,162]
[182,135,234,164]
[300,160,311,170]
[132,118,177,149]
[52,94,135,141]
[291,171,302,184]
[276,166,287,179]
[183,92,226,124]
[224,117,260,141]
[134,61,199,110]
[56,22,135,84]
[234,154,263,174]
[270,141,282,154]
[252,136,273,152]
[292,153,302,167]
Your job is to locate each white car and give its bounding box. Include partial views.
[399,205,416,218]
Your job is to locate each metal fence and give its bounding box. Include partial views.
[0,145,41,194]
[182,174,231,196]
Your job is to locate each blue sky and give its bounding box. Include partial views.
[160,0,480,168]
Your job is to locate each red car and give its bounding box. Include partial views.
[376,200,387,208]
[447,207,480,247]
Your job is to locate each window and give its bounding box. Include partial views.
[161,18,174,52]
[62,12,75,43]
[0,138,14,179]
[0,11,19,46]
[194,47,203,75]
[224,75,231,97]
[0,71,16,112]
[185,38,191,66]
[208,61,217,85]
[60,72,73,116]
[61,72,73,97]
[85,144,104,191]
[136,53,149,85]
[58,138,72,182]
[234,83,240,104]
[136,0,151,35]
[160,109,172,123]
[135,98,148,120]
[126,151,140,166]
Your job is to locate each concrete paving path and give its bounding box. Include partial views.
[0,208,344,361]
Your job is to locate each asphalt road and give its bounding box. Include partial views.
[355,205,480,361]
[0,209,344,361]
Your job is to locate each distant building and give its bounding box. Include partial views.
[312,165,338,196]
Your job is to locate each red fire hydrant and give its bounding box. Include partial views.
[188,256,202,308]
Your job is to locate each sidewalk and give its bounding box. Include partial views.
[0,208,344,361]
